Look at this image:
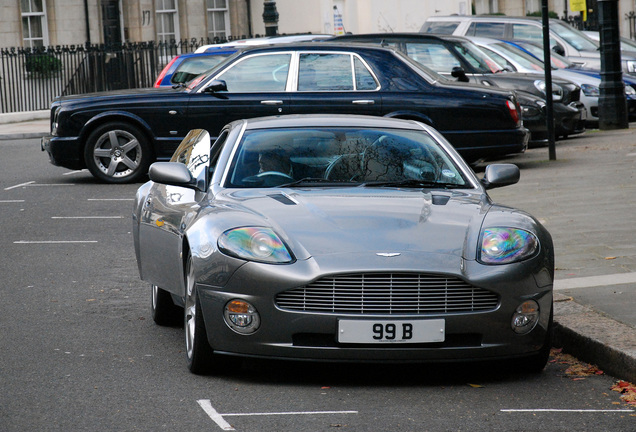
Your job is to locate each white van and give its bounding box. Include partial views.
[421,15,636,75]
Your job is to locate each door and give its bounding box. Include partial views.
[290,52,381,116]
[101,0,122,45]
[186,53,292,139]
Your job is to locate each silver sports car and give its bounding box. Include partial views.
[132,114,554,375]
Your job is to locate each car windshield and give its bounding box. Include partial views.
[514,41,574,69]
[224,127,468,188]
[172,54,232,85]
[403,40,503,74]
[186,51,243,91]
[551,21,599,51]
[490,42,546,71]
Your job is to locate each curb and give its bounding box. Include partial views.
[0,110,49,125]
[553,294,636,382]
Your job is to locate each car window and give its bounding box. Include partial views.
[216,53,291,92]
[298,53,356,91]
[406,43,460,73]
[224,127,468,188]
[421,22,460,34]
[171,55,231,85]
[354,57,379,90]
[478,47,517,71]
[491,43,545,72]
[511,24,561,51]
[467,22,506,38]
[550,21,599,51]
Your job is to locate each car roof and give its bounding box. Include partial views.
[425,15,549,23]
[333,32,472,44]
[240,114,425,131]
[233,41,399,55]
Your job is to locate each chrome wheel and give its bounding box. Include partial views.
[92,129,142,179]
[84,122,152,183]
[184,258,197,362]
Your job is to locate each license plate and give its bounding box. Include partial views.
[338,319,445,344]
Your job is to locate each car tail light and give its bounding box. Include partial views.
[506,99,521,127]
[154,56,179,87]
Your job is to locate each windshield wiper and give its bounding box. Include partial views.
[278,177,353,187]
[358,179,464,189]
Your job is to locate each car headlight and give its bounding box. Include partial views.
[534,80,563,102]
[479,228,539,264]
[626,60,636,74]
[625,85,636,95]
[581,83,600,97]
[218,227,294,263]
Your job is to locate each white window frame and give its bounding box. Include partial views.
[21,0,49,48]
[156,0,181,43]
[206,0,231,40]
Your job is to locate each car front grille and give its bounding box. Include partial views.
[275,273,499,315]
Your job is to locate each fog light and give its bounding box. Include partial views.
[224,300,260,334]
[511,300,539,334]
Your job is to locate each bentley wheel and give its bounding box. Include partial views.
[84,122,153,183]
[150,284,181,326]
[184,255,215,374]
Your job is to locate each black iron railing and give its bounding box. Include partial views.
[0,36,251,114]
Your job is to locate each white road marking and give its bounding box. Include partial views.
[87,198,135,201]
[197,400,235,431]
[197,399,358,431]
[4,181,34,190]
[51,216,123,219]
[24,183,75,187]
[63,170,87,176]
[14,240,98,244]
[502,409,634,413]
[555,272,636,290]
[0,200,25,203]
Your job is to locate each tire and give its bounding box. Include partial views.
[84,122,153,183]
[150,284,181,326]
[184,255,216,374]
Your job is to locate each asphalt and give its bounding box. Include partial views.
[2,110,635,382]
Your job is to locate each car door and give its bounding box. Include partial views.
[137,130,217,295]
[186,53,292,139]
[289,52,381,116]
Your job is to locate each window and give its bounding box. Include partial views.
[298,53,377,91]
[207,0,230,40]
[217,54,291,92]
[467,22,506,38]
[156,0,180,43]
[21,0,48,48]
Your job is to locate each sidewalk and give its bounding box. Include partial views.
[2,113,635,382]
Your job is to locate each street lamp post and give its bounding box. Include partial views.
[597,0,628,129]
[262,1,279,36]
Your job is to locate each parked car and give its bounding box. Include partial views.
[41,42,529,183]
[420,15,636,75]
[155,34,333,88]
[132,114,554,374]
[330,33,585,141]
[582,31,636,54]
[470,37,636,125]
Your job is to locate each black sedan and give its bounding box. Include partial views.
[331,33,586,142]
[42,42,528,183]
[132,114,554,374]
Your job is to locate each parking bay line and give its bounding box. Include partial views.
[197,400,358,431]
[51,216,123,219]
[554,272,636,290]
[14,240,98,244]
[502,409,634,413]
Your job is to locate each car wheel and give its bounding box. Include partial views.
[184,255,215,374]
[150,284,181,326]
[84,122,153,183]
[521,307,554,373]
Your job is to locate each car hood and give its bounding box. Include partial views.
[216,187,489,259]
[54,87,183,104]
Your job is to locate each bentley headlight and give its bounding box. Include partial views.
[218,227,293,263]
[581,83,600,97]
[479,228,539,264]
[534,80,563,102]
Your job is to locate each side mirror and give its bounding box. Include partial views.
[481,163,520,189]
[203,79,228,93]
[451,66,470,83]
[148,162,197,189]
[552,45,566,56]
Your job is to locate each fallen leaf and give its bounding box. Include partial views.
[468,383,484,388]
[605,256,617,260]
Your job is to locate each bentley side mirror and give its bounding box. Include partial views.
[451,66,470,83]
[203,79,228,93]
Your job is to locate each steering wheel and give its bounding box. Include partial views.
[242,171,294,187]
[272,64,288,83]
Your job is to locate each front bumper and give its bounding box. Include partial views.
[195,253,553,363]
[41,135,84,170]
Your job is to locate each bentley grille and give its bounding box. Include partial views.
[275,273,499,314]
